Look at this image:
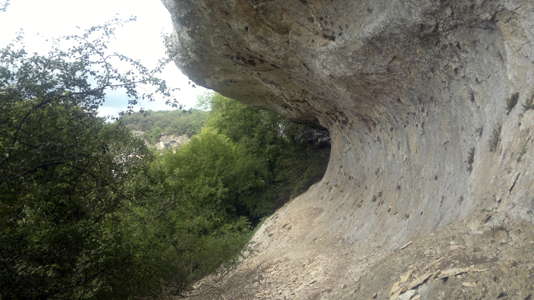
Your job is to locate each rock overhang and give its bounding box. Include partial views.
[163,0,534,298]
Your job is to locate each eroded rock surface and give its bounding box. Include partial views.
[162,0,534,298]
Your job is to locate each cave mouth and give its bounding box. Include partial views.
[292,119,331,149]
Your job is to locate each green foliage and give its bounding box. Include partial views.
[0,17,330,299]
[120,129,255,294]
[0,20,175,114]
[206,94,330,221]
[115,94,330,295]
[0,21,175,299]
[120,109,209,143]
[0,100,151,299]
[158,128,265,217]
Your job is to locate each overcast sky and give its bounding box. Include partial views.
[0,0,210,117]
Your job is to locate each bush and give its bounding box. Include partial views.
[206,94,331,221]
[0,20,174,299]
[121,129,256,294]
[0,101,151,299]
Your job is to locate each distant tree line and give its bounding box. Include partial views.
[120,109,209,143]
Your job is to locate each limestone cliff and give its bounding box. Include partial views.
[163,0,534,299]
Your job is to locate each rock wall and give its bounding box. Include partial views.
[163,0,534,299]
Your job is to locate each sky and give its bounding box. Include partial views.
[0,0,210,118]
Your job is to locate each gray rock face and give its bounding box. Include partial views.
[163,0,534,298]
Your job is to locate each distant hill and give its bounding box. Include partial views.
[120,109,208,145]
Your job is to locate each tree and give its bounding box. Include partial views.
[0,21,173,299]
[0,102,151,299]
[116,128,255,296]
[206,94,331,220]
[120,109,209,146]
[0,18,330,298]
[0,18,176,114]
